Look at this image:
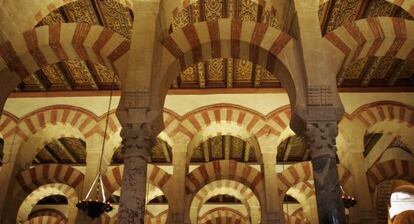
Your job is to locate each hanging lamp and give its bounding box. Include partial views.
[76,67,117,219]
[340,185,357,209]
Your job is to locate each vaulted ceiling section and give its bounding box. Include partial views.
[320,0,414,89]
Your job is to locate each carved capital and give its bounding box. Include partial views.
[120,123,156,158]
[305,121,338,159]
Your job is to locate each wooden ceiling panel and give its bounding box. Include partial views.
[111,138,172,164]
[277,135,310,163]
[191,135,257,163]
[34,138,86,164]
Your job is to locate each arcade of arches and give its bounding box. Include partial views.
[0,0,413,223]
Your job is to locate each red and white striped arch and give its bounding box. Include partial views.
[17,183,77,223]
[286,181,315,205]
[325,17,414,68]
[168,104,285,162]
[16,164,84,195]
[352,102,414,131]
[159,18,293,93]
[186,160,265,204]
[277,161,352,196]
[0,23,129,83]
[14,106,106,167]
[198,207,249,224]
[0,111,18,142]
[189,180,260,224]
[102,164,172,196]
[367,159,414,192]
[24,215,66,224]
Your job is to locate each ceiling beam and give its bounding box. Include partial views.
[226,58,233,88]
[197,62,206,88]
[224,135,231,160]
[56,139,78,163]
[160,141,172,163]
[283,137,294,162]
[202,141,210,162]
[243,143,250,162]
[43,145,60,163]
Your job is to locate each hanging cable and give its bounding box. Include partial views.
[76,67,117,219]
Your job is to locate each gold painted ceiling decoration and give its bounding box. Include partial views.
[173,58,281,89]
[319,0,414,35]
[172,0,282,32]
[36,0,133,39]
[33,138,87,164]
[191,135,257,163]
[111,138,172,164]
[18,0,131,92]
[339,56,414,87]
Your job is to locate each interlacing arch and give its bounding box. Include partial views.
[277,161,352,197]
[102,164,172,196]
[16,164,85,195]
[0,23,129,84]
[198,207,249,224]
[325,17,414,69]
[189,180,260,224]
[17,183,78,223]
[367,159,414,192]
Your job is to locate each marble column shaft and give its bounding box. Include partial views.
[305,121,346,224]
[118,123,154,224]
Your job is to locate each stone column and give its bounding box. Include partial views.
[167,145,189,224]
[343,152,375,223]
[118,123,155,224]
[261,149,284,224]
[305,121,345,223]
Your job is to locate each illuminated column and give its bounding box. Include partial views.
[305,121,345,223]
[118,123,155,224]
[261,148,284,223]
[168,144,189,224]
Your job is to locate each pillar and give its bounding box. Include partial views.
[118,123,155,224]
[167,144,189,224]
[305,121,345,223]
[0,134,25,224]
[261,149,284,223]
[343,152,375,223]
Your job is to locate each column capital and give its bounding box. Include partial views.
[305,121,338,159]
[120,123,156,158]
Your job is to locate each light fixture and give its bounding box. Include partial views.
[340,186,357,208]
[76,67,117,219]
